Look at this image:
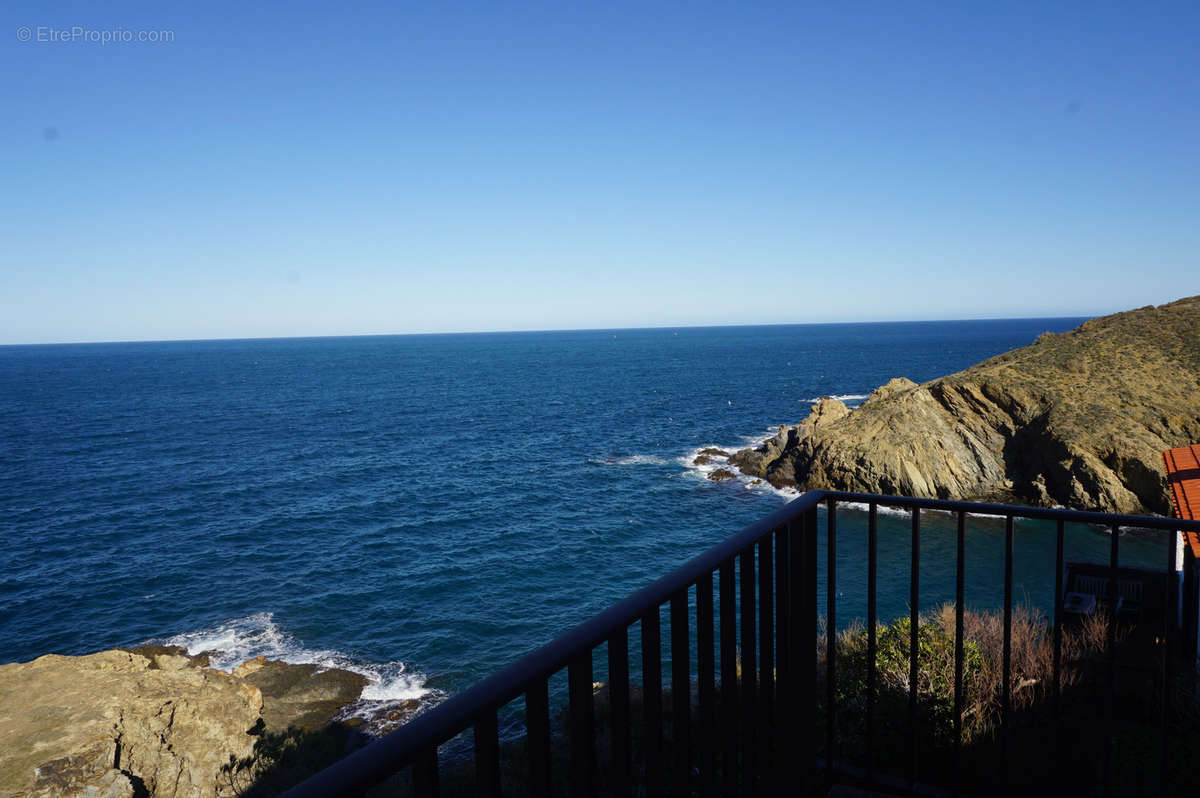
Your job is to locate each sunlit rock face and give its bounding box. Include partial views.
[0,648,262,798]
[0,646,370,798]
[731,296,1200,515]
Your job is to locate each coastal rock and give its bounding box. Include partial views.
[707,468,737,482]
[730,296,1200,514]
[694,448,732,466]
[232,657,368,732]
[360,699,423,736]
[0,649,261,798]
[0,649,371,798]
[729,424,793,478]
[120,644,210,670]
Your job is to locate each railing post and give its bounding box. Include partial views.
[697,574,717,798]
[825,498,838,780]
[413,747,440,798]
[1105,523,1119,796]
[775,525,793,788]
[671,592,692,798]
[1000,515,1013,791]
[908,507,921,789]
[1185,546,1198,664]
[473,709,501,798]
[526,680,552,798]
[719,561,738,796]
[758,535,776,792]
[1052,517,1065,791]
[866,503,878,786]
[1161,524,1176,792]
[643,608,664,798]
[789,502,818,793]
[952,510,965,797]
[568,652,596,798]
[608,628,632,797]
[739,547,758,795]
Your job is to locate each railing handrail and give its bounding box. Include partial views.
[820,490,1200,531]
[281,490,1200,797]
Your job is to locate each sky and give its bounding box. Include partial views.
[1,1,1197,344]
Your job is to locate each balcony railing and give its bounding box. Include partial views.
[280,491,1200,797]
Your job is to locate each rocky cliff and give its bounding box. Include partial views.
[730,296,1200,514]
[0,646,369,798]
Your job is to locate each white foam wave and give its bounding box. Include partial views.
[590,454,670,466]
[163,612,289,671]
[679,442,799,501]
[679,444,730,470]
[835,500,919,518]
[157,613,439,726]
[617,454,669,466]
[359,667,429,702]
[800,394,869,403]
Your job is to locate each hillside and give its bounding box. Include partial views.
[729,296,1200,514]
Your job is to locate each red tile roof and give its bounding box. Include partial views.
[1163,443,1200,558]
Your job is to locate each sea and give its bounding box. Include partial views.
[0,318,1171,729]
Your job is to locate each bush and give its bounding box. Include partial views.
[827,603,1123,750]
[836,614,983,746]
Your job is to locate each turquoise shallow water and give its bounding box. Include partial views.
[1,318,1166,721]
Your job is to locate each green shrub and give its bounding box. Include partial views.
[835,614,983,747]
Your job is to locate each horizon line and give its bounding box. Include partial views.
[0,311,1103,348]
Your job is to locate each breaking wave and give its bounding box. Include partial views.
[157,612,442,732]
[800,394,869,404]
[678,440,800,501]
[589,454,671,466]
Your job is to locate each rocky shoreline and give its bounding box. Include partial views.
[0,645,410,798]
[723,297,1200,514]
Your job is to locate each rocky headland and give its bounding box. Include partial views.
[727,296,1200,514]
[0,646,378,798]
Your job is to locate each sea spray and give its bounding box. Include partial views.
[159,612,442,732]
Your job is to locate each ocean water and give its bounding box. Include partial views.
[0,318,1171,725]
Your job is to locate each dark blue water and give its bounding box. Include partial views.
[1,319,1167,719]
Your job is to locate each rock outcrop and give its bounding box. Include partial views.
[232,657,367,733]
[731,296,1200,514]
[0,649,260,798]
[0,647,369,798]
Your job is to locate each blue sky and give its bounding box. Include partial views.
[2,1,1197,343]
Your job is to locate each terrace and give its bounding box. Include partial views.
[278,491,1200,797]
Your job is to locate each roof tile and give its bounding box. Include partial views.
[1163,444,1200,558]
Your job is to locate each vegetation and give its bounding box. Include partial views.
[820,603,1200,794]
[829,603,1115,745]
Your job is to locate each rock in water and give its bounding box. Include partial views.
[232,656,369,732]
[729,296,1200,514]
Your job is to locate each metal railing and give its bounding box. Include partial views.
[280,491,1200,797]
